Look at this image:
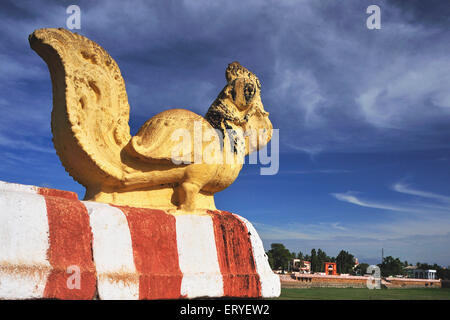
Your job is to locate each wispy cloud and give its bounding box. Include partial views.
[331,222,347,231]
[0,134,54,154]
[330,191,443,215]
[240,168,351,177]
[249,182,450,261]
[323,182,450,239]
[0,53,46,82]
[393,183,450,204]
[253,221,353,241]
[281,169,351,175]
[1,0,449,156]
[254,215,450,242]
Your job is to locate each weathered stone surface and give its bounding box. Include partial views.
[29,28,273,212]
[0,181,280,299]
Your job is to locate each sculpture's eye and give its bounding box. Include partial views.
[244,83,256,103]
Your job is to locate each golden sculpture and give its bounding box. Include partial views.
[29,28,272,212]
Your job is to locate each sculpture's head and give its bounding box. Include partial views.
[206,62,273,155]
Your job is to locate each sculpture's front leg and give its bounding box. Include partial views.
[177,163,218,212]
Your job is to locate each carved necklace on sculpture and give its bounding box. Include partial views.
[206,100,249,154]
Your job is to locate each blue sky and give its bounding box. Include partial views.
[0,0,449,265]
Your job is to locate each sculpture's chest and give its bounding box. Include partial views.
[205,162,243,193]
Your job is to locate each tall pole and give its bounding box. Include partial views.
[381,248,384,264]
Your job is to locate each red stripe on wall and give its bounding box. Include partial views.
[38,187,79,200]
[209,210,261,297]
[38,188,97,300]
[117,206,183,299]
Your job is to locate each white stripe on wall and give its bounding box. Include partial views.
[233,214,281,298]
[0,180,38,194]
[176,215,223,298]
[83,201,139,300]
[0,190,51,299]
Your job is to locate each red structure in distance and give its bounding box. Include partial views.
[324,262,337,275]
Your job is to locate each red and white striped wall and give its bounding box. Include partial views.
[0,181,280,300]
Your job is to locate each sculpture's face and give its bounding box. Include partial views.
[227,77,258,111]
[223,62,273,154]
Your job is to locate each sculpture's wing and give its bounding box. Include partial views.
[126,109,220,164]
[29,28,131,187]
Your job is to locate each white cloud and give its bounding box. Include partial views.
[279,169,351,175]
[0,133,54,154]
[393,183,450,204]
[330,191,444,215]
[272,67,325,128]
[0,54,46,81]
[356,57,450,129]
[254,214,450,242]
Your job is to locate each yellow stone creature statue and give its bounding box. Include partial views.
[29,28,272,212]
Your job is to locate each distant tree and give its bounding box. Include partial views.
[266,243,292,271]
[288,251,297,271]
[310,249,320,273]
[353,263,369,276]
[378,256,406,277]
[336,250,355,274]
[440,269,450,280]
[317,249,328,272]
[267,252,274,269]
[417,262,439,270]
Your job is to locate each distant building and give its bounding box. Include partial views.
[413,269,437,280]
[324,262,337,275]
[301,261,311,273]
[291,259,311,273]
[405,266,437,279]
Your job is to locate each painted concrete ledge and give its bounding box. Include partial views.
[0,180,280,300]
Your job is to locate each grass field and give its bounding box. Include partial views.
[274,287,450,300]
